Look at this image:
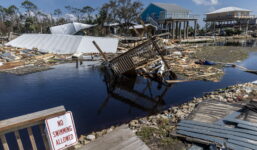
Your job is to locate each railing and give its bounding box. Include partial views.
[204,15,256,21]
[159,11,199,20]
[110,39,159,75]
[147,16,168,30]
[0,106,66,150]
[147,16,160,29]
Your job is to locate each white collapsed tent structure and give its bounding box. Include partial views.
[5,34,119,54]
[50,22,96,35]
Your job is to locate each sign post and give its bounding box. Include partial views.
[45,112,78,150]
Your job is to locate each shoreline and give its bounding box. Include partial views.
[76,81,257,149]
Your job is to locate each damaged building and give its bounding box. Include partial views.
[140,2,199,39]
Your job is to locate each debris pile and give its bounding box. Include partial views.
[175,98,257,149]
[0,46,70,75]
[135,39,224,82]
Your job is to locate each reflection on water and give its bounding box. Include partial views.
[99,75,169,115]
[0,52,256,139]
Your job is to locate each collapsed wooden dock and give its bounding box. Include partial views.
[79,125,150,150]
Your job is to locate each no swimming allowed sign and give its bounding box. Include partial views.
[45,112,78,150]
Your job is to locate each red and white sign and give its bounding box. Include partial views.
[45,112,78,150]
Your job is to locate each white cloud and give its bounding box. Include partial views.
[193,0,219,6]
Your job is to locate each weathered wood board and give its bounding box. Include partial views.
[79,125,150,150]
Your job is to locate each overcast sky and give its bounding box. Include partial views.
[1,0,257,26]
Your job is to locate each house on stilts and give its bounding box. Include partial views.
[140,2,199,39]
[204,7,257,35]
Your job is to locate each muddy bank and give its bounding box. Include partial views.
[195,45,257,63]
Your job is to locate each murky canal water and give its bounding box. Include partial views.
[0,41,256,142]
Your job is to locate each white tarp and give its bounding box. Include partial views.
[5,34,118,54]
[50,22,96,35]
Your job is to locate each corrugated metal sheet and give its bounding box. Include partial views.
[50,22,96,35]
[206,7,251,15]
[5,34,118,54]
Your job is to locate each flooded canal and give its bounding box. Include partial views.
[0,41,257,138]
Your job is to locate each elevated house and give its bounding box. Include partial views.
[140,2,199,39]
[204,7,257,34]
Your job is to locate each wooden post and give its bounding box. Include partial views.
[27,127,38,150]
[194,20,197,39]
[246,19,249,35]
[168,23,171,38]
[14,131,24,150]
[0,135,9,150]
[92,41,108,62]
[239,20,242,31]
[205,22,208,36]
[183,21,186,39]
[186,21,189,39]
[175,21,178,39]
[179,22,182,40]
[218,22,221,35]
[172,21,175,39]
[213,21,216,37]
[39,124,50,150]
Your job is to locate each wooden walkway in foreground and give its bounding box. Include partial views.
[79,125,150,150]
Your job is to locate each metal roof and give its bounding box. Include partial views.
[206,7,251,15]
[152,2,190,12]
[6,34,118,54]
[50,22,96,35]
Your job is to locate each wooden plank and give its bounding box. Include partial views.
[0,135,9,150]
[39,124,50,150]
[79,125,150,150]
[166,80,191,83]
[0,106,66,133]
[14,131,24,150]
[92,41,108,62]
[187,100,241,123]
[27,127,38,150]
[0,61,25,70]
